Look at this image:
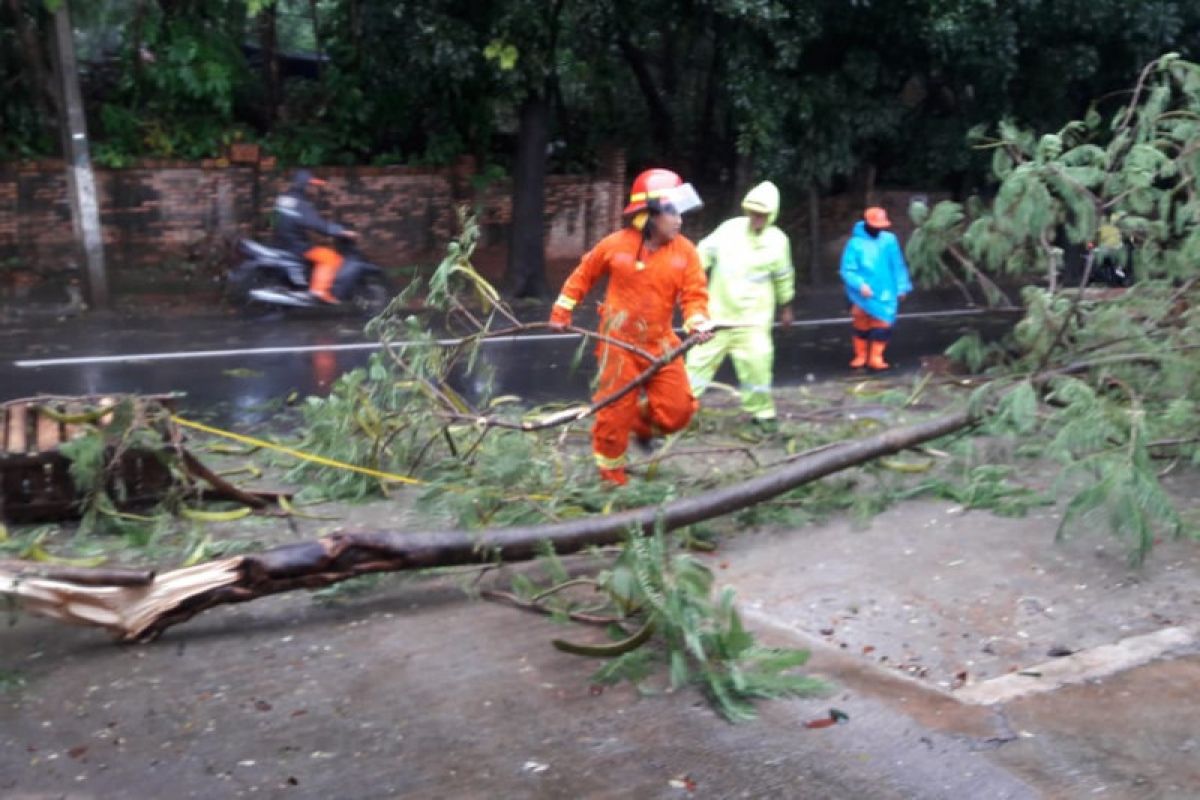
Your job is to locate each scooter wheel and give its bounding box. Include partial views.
[350,275,393,316]
[225,262,269,307]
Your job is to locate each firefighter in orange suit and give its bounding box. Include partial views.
[549,168,714,486]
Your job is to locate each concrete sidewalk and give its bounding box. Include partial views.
[1,493,1196,798]
[720,496,1200,799]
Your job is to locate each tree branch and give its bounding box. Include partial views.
[440,333,707,432]
[1034,248,1096,375]
[482,322,658,362]
[480,589,623,626]
[947,245,1016,307]
[1,409,975,642]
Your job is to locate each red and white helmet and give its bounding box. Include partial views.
[623,168,703,216]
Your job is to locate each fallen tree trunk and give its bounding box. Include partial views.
[1,408,974,643]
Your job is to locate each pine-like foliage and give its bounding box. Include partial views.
[909,55,1200,563]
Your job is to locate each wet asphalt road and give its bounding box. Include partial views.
[0,306,1018,426]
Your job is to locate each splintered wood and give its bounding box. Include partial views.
[1,396,120,457]
[4,403,28,454]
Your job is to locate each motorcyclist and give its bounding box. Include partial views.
[273,170,357,304]
[1088,214,1132,287]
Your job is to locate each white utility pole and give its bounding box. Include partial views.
[53,0,108,309]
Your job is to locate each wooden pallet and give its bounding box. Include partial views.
[0,395,179,523]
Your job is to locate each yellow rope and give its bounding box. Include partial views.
[171,415,554,502]
[171,415,425,486]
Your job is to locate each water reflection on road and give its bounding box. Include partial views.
[4,310,1018,427]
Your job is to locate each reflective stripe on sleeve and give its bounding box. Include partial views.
[554,295,577,311]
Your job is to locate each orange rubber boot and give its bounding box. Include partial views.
[867,340,890,371]
[599,467,628,486]
[849,335,869,368]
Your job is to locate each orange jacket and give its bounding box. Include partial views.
[553,228,709,352]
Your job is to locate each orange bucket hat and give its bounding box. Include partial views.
[864,207,891,228]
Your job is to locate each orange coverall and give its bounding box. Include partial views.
[551,227,710,485]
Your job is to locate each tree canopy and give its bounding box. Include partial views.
[4,0,1200,204]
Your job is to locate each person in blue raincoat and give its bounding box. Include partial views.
[839,207,912,370]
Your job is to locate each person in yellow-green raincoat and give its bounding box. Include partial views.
[686,181,795,429]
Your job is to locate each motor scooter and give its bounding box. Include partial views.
[1058,227,1133,289]
[226,234,392,314]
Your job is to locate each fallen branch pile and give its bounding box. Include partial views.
[1,408,973,642]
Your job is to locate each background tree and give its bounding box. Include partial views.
[3,0,1200,288]
[88,0,254,164]
[483,0,573,299]
[908,54,1200,563]
[1,0,58,158]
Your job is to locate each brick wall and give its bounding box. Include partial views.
[0,178,16,263]
[1,151,947,289]
[0,151,627,282]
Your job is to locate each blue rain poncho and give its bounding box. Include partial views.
[839,221,912,325]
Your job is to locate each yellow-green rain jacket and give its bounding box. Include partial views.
[697,181,794,326]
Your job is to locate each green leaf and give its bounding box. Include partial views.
[998,380,1038,434]
[945,332,988,373]
[992,148,1014,179]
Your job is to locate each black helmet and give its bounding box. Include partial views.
[289,169,326,193]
